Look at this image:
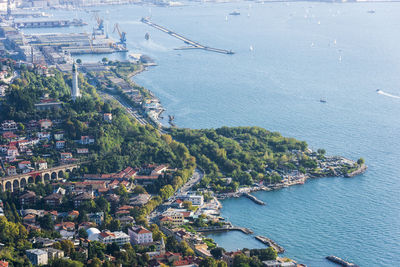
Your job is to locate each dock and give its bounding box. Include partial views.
[244,193,265,205]
[14,19,87,29]
[326,255,359,267]
[141,17,234,55]
[255,235,285,254]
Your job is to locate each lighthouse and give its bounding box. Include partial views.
[71,63,81,101]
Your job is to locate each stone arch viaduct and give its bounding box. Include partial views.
[0,163,79,192]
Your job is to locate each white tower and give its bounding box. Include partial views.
[71,63,81,101]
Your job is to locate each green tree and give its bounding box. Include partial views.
[357,158,365,165]
[211,247,226,259]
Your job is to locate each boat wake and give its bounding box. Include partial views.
[377,90,400,99]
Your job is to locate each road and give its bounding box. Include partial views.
[99,91,167,135]
[148,168,204,223]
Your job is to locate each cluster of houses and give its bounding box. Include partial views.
[0,118,98,176]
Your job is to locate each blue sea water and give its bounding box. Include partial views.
[31,2,400,265]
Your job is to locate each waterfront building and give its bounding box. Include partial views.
[71,63,81,101]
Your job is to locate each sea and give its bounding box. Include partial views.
[23,1,400,266]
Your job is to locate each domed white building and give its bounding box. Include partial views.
[86,227,100,241]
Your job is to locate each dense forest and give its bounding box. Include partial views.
[169,127,315,192]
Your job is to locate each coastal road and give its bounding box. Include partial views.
[99,92,148,126]
[99,91,167,135]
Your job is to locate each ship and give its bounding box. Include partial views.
[229,11,240,16]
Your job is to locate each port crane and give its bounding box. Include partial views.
[94,12,104,32]
[113,23,127,47]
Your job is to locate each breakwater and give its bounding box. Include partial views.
[141,17,234,55]
[255,235,285,254]
[326,255,359,267]
[244,193,265,205]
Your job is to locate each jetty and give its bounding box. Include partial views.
[255,235,285,254]
[244,193,265,205]
[141,17,234,55]
[326,255,359,267]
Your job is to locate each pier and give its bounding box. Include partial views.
[255,235,285,254]
[326,255,359,267]
[141,17,234,55]
[244,193,265,205]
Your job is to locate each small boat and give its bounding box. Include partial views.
[320,98,327,103]
[367,10,375,14]
[225,16,228,21]
[145,32,150,40]
[249,45,254,51]
[229,11,240,16]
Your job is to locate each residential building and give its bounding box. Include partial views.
[0,260,8,267]
[56,140,65,149]
[38,119,52,130]
[181,193,204,206]
[18,161,31,170]
[43,248,64,260]
[98,231,130,246]
[36,160,48,170]
[88,212,104,225]
[130,194,151,207]
[79,136,95,145]
[128,226,153,245]
[77,148,89,154]
[6,146,19,160]
[53,132,64,141]
[68,210,79,219]
[7,166,17,176]
[160,212,184,227]
[43,193,63,207]
[38,132,51,140]
[103,113,112,122]
[1,120,17,131]
[74,192,94,208]
[26,249,48,265]
[19,191,36,206]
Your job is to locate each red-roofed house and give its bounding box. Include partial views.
[128,226,153,244]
